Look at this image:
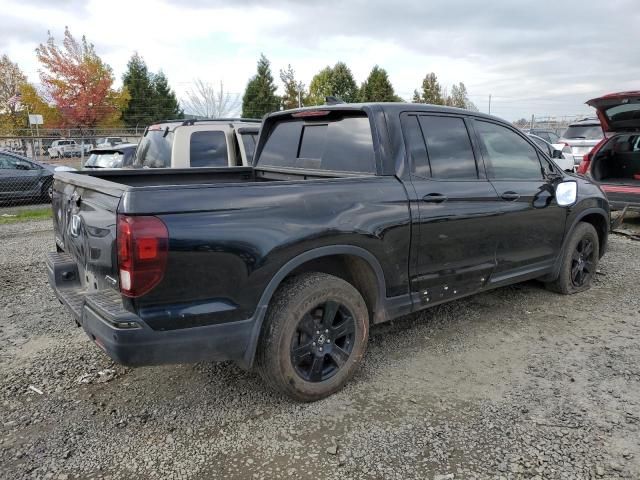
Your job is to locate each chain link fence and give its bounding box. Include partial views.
[0,128,142,208]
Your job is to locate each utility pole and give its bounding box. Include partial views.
[488,94,492,115]
[530,114,535,130]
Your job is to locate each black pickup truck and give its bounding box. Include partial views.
[47,103,609,401]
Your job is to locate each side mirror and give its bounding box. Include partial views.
[556,181,577,206]
[551,149,563,159]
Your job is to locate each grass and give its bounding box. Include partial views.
[0,207,52,224]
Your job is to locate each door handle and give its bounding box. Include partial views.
[501,191,520,201]
[422,193,448,203]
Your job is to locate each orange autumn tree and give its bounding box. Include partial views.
[36,28,128,129]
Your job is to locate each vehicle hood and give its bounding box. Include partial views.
[587,91,640,132]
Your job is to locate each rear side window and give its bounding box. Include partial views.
[417,116,478,179]
[476,121,543,180]
[239,132,258,164]
[190,131,228,167]
[135,130,174,168]
[257,114,375,173]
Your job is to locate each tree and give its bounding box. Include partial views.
[152,71,182,120]
[0,55,27,131]
[280,64,305,110]
[242,54,280,118]
[448,82,477,110]
[420,72,444,105]
[359,65,402,102]
[122,53,154,127]
[307,61,358,105]
[412,89,422,103]
[513,118,529,128]
[330,62,358,102]
[35,27,127,129]
[19,83,62,128]
[183,79,238,118]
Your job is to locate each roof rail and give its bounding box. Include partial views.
[180,117,262,126]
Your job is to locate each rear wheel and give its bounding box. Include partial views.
[546,222,599,294]
[256,272,369,402]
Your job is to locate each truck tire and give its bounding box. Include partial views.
[256,272,369,402]
[545,222,599,295]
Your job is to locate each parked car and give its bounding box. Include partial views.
[558,117,604,166]
[0,151,74,203]
[578,91,640,213]
[95,137,124,148]
[84,144,137,169]
[523,128,560,144]
[48,139,92,159]
[47,103,609,401]
[133,118,260,168]
[528,134,575,172]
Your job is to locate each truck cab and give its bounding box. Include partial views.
[133,118,260,169]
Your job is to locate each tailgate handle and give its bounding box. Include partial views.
[501,191,520,201]
[422,193,448,203]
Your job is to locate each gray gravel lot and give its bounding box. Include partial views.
[1,217,639,480]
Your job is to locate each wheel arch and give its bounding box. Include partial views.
[548,207,609,281]
[241,245,387,369]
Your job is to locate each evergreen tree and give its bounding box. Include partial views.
[242,54,280,118]
[421,72,444,105]
[307,61,358,105]
[152,71,182,120]
[330,62,358,102]
[279,64,305,110]
[359,66,400,102]
[308,66,334,106]
[412,89,422,103]
[122,53,154,127]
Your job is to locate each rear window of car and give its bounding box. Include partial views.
[257,113,375,173]
[190,131,228,167]
[84,152,124,168]
[562,125,603,140]
[134,130,174,168]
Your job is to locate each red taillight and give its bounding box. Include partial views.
[117,215,168,297]
[577,155,591,175]
[577,137,608,175]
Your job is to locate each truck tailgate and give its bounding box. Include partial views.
[50,172,123,302]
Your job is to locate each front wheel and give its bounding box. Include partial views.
[256,272,369,402]
[546,222,599,294]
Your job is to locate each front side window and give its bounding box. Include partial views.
[530,136,552,156]
[190,131,228,167]
[0,154,18,169]
[418,116,478,179]
[475,121,543,180]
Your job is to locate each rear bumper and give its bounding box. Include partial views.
[46,252,254,367]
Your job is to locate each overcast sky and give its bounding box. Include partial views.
[1,0,638,121]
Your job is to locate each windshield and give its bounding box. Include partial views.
[134,130,174,168]
[85,152,124,168]
[562,125,603,140]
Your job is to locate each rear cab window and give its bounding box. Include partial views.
[256,112,376,174]
[189,131,228,167]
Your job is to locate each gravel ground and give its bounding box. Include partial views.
[1,217,639,480]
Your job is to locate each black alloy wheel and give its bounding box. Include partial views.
[570,237,595,287]
[290,300,356,382]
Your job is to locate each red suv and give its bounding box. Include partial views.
[578,91,640,214]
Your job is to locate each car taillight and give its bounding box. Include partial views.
[117,215,168,297]
[577,137,608,175]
